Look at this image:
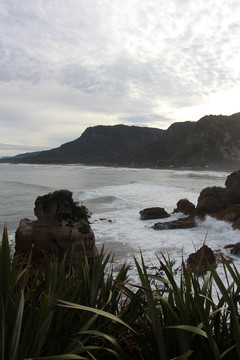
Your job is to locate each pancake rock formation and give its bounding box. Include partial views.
[15,190,98,268]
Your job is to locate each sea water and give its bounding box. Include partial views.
[0,163,239,280]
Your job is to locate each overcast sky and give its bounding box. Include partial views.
[0,0,239,156]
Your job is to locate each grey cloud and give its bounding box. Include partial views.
[60,54,198,109]
[0,0,239,157]
[61,64,107,95]
[0,44,42,83]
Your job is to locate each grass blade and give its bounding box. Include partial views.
[10,290,24,360]
[57,299,136,334]
[134,254,167,360]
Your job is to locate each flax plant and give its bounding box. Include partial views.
[0,229,130,360]
[122,253,240,359]
[2,226,240,360]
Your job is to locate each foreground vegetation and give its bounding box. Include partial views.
[1,228,240,360]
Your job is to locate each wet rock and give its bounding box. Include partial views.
[211,204,240,229]
[186,245,216,273]
[233,217,240,230]
[194,170,240,229]
[196,186,234,217]
[225,242,240,255]
[225,169,240,201]
[173,198,195,216]
[15,190,98,269]
[153,216,196,230]
[140,207,170,220]
[99,218,112,222]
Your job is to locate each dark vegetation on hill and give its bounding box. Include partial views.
[2,112,240,169]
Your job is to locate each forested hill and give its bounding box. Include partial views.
[134,112,240,169]
[3,113,240,170]
[10,125,164,165]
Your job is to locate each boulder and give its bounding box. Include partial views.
[225,169,240,201]
[193,170,240,229]
[142,170,240,234]
[140,207,170,220]
[186,245,216,273]
[153,216,196,230]
[196,186,234,217]
[173,198,195,216]
[15,190,98,269]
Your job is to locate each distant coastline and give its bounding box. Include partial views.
[1,112,240,171]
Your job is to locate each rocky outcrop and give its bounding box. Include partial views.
[186,245,216,273]
[173,198,195,216]
[196,169,240,217]
[225,169,240,201]
[195,186,235,216]
[15,190,98,268]
[153,216,196,230]
[140,207,170,220]
[194,169,240,231]
[152,169,240,232]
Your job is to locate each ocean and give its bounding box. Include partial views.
[0,163,239,280]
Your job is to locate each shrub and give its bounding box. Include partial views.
[1,228,240,359]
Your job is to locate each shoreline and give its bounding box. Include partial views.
[0,160,237,173]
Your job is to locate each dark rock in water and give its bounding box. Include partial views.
[225,242,240,255]
[187,245,216,273]
[233,217,240,230]
[15,190,98,270]
[225,169,240,201]
[194,170,240,229]
[196,186,235,217]
[143,170,240,234]
[173,198,195,216]
[140,207,170,220]
[211,204,240,230]
[153,216,196,230]
[99,218,112,223]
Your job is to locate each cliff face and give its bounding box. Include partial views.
[184,113,240,166]
[4,112,240,169]
[134,113,240,169]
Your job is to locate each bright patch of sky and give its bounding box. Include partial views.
[0,0,239,156]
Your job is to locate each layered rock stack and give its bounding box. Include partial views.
[15,190,98,269]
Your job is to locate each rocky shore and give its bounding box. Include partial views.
[140,169,240,272]
[14,170,240,275]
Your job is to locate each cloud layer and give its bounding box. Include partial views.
[0,0,239,156]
